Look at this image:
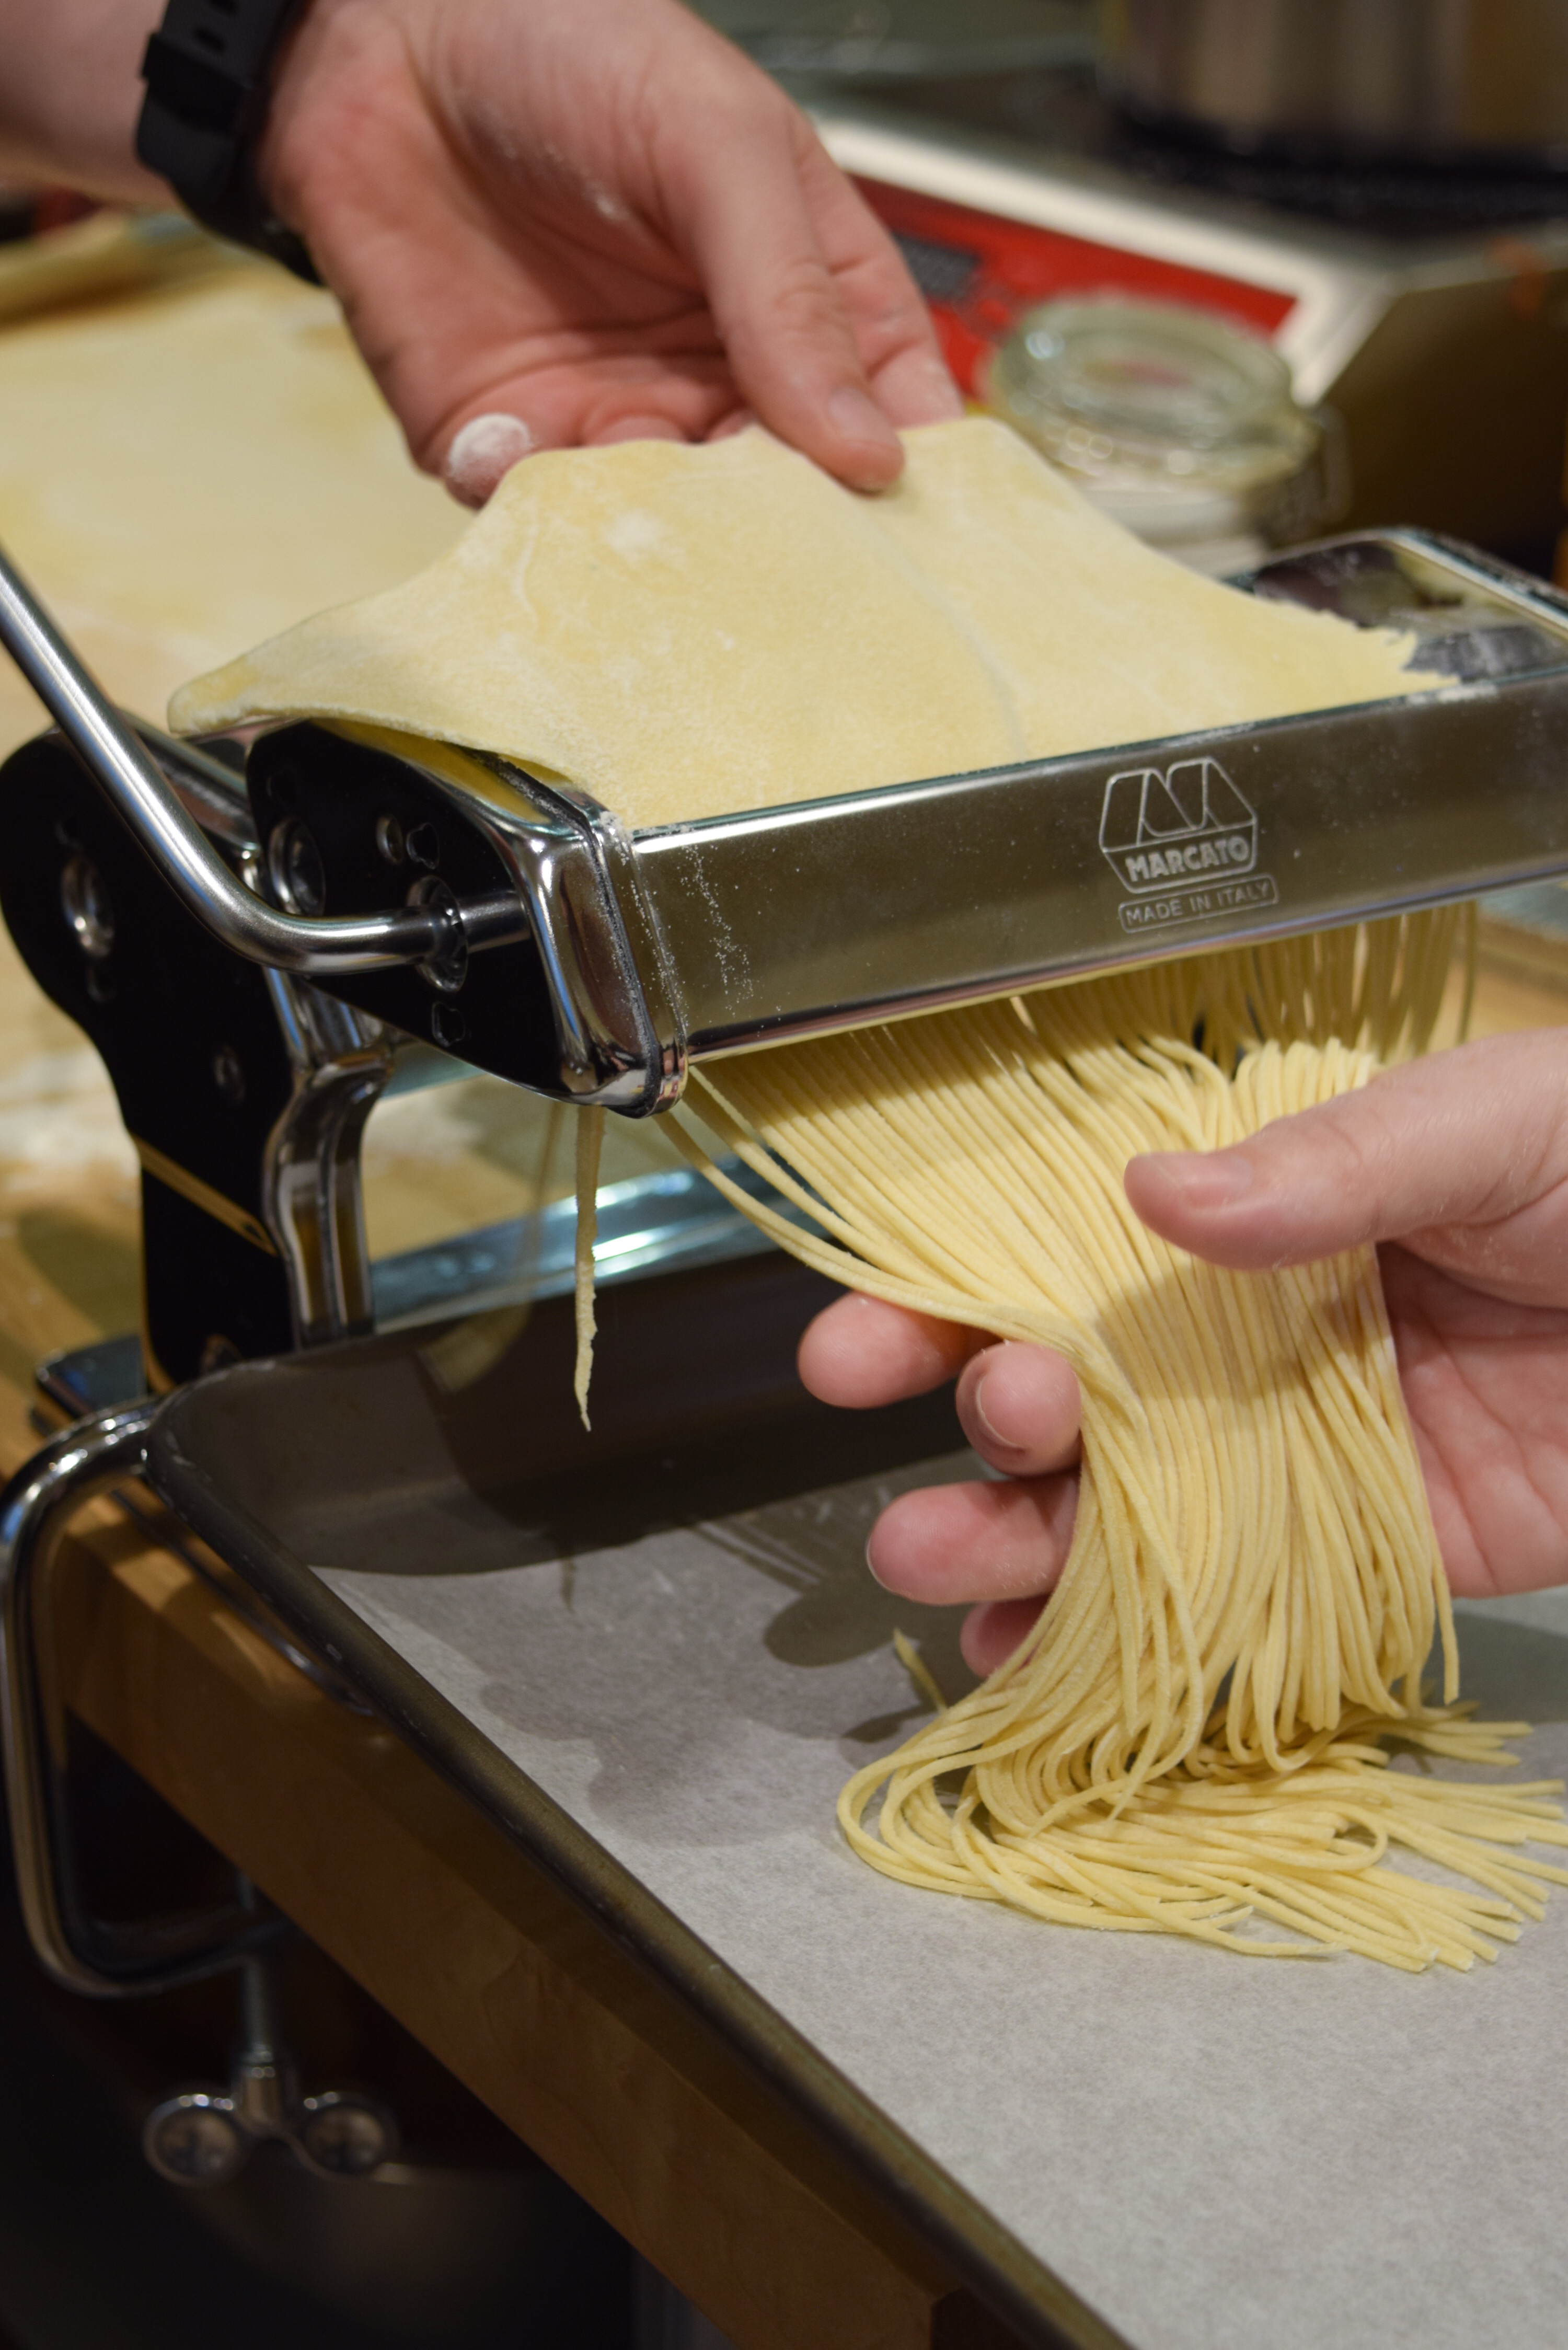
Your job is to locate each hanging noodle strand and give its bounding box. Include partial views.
[572,1104,605,1428]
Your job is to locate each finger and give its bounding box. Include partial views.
[1124,1030,1568,1301]
[443,412,535,506]
[954,1342,1083,1477]
[798,1293,983,1407]
[962,1597,1047,1677]
[869,337,969,430]
[662,96,908,488]
[867,1473,1078,1604]
[706,404,757,440]
[791,142,963,429]
[1380,1240,1568,1595]
[432,344,740,493]
[439,388,702,502]
[589,412,687,446]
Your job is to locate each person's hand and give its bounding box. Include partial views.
[259,0,962,502]
[800,1029,1568,1675]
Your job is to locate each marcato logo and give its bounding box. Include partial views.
[1099,758,1258,893]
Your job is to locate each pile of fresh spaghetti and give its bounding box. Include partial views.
[665,912,1568,1970]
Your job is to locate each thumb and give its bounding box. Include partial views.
[1124,1029,1568,1300]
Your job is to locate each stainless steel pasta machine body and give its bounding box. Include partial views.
[3,525,1568,1382]
[232,531,1568,1113]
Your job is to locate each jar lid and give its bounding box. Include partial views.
[988,298,1320,528]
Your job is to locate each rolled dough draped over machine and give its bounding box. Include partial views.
[7,534,1568,2347]
[2,526,1568,1387]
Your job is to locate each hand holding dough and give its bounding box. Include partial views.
[171,417,1424,831]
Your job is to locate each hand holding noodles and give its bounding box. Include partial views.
[669,924,1568,1971]
[819,1026,1568,1655]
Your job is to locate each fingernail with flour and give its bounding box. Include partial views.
[444,413,534,508]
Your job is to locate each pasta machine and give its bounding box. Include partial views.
[5,535,1568,2347]
[2,527,1568,1387]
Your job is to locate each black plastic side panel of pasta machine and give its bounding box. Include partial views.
[0,731,299,1387]
[246,724,558,1088]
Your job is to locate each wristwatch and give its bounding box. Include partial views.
[135,0,320,283]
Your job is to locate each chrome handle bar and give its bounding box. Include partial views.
[0,542,527,977]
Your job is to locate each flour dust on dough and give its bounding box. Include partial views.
[171,418,1429,832]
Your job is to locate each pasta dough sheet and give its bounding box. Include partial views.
[0,265,461,766]
[170,417,1427,831]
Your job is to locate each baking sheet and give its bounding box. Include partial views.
[312,1473,1568,2350]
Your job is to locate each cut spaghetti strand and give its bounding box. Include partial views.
[572,1105,605,1429]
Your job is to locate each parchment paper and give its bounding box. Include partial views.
[318,1459,1568,2350]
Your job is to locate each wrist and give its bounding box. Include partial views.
[136,0,324,277]
[0,0,166,204]
[257,0,425,262]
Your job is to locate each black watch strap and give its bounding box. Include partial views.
[136,0,320,284]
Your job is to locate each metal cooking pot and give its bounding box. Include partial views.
[700,0,1095,82]
[1097,0,1568,167]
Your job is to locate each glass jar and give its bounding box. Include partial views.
[986,297,1340,574]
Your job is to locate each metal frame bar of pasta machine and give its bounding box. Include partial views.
[0,544,529,978]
